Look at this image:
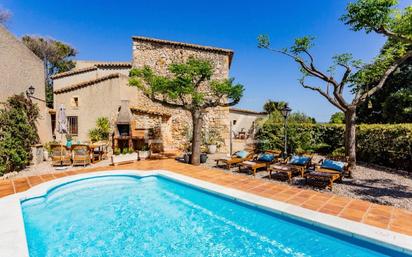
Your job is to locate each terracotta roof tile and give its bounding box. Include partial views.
[130,106,172,117]
[54,73,122,94]
[51,66,97,79]
[229,107,267,115]
[51,62,131,80]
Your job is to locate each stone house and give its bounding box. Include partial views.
[0,25,52,143]
[52,36,233,153]
[229,108,267,153]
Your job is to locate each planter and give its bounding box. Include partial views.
[139,151,150,160]
[43,150,49,161]
[183,153,191,164]
[200,153,208,163]
[207,144,217,154]
[111,152,138,165]
[183,153,208,164]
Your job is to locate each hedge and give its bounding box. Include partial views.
[255,123,412,170]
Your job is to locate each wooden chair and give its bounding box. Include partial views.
[215,151,254,169]
[268,154,313,183]
[50,144,71,166]
[304,159,348,190]
[71,144,91,166]
[238,152,278,177]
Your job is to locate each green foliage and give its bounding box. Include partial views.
[263,100,287,114]
[357,124,412,169]
[0,94,40,175]
[22,36,77,107]
[128,147,135,154]
[341,0,412,40]
[113,148,121,155]
[341,0,398,33]
[330,112,345,124]
[122,148,128,155]
[129,57,244,108]
[88,117,110,142]
[290,36,315,54]
[357,58,412,123]
[256,122,412,170]
[129,57,244,164]
[256,123,344,154]
[257,35,270,48]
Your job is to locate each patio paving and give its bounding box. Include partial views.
[1,159,412,237]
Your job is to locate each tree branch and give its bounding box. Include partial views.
[147,92,186,109]
[299,79,346,112]
[354,50,412,105]
[375,27,412,44]
[339,64,352,94]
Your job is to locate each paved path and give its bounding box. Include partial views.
[1,159,411,236]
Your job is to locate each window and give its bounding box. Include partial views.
[71,96,79,108]
[67,116,78,135]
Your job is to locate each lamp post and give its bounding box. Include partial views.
[229,120,237,155]
[281,104,292,158]
[26,86,46,102]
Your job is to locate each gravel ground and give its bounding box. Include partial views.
[1,159,112,180]
[202,153,412,211]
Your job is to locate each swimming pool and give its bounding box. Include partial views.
[21,173,411,257]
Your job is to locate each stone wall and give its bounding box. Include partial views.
[132,37,232,153]
[0,25,52,143]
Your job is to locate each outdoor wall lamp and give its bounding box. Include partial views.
[26,85,46,102]
[281,104,292,158]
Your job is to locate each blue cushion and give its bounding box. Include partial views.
[235,150,248,158]
[257,153,275,162]
[289,155,310,165]
[321,159,345,172]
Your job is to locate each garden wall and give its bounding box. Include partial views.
[256,123,412,171]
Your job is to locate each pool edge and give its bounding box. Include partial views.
[0,169,411,257]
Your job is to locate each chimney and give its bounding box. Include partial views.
[116,100,132,124]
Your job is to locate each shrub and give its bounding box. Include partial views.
[88,117,110,142]
[357,124,412,170]
[256,122,411,170]
[113,148,121,155]
[0,94,40,175]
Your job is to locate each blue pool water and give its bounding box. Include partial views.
[22,175,409,257]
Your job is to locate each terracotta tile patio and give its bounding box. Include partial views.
[1,159,412,237]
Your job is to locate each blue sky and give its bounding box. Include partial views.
[2,0,396,121]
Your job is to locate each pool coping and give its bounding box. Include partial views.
[0,169,411,256]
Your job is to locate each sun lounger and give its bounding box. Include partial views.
[304,159,348,190]
[215,150,254,169]
[238,152,278,176]
[268,155,312,183]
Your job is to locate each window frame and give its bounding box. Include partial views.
[67,116,79,136]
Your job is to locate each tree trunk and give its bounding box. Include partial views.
[190,110,202,166]
[344,108,356,177]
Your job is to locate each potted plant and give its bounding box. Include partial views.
[204,127,223,154]
[111,147,138,165]
[139,144,150,160]
[65,133,73,148]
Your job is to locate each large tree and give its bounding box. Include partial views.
[258,0,411,175]
[22,36,77,107]
[129,57,244,165]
